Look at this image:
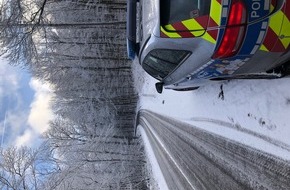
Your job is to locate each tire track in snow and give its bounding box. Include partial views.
[187,117,290,152]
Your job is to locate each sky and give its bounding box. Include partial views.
[133,61,290,189]
[0,58,54,148]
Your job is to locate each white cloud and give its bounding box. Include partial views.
[15,129,34,147]
[14,78,54,148]
[27,78,54,134]
[0,59,54,148]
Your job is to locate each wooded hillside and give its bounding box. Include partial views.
[0,0,149,189]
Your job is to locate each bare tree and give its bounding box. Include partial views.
[0,145,59,190]
[44,119,146,189]
[0,0,125,66]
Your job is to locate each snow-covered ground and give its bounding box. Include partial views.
[133,61,290,188]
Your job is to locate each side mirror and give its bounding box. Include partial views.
[155,82,164,94]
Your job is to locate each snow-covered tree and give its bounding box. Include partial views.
[0,145,59,190]
[0,0,126,66]
[1,0,147,188]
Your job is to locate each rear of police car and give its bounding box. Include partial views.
[128,0,290,91]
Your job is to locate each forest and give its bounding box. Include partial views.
[0,0,149,189]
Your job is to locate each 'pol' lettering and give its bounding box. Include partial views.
[251,0,261,18]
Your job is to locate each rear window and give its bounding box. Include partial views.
[142,49,191,80]
[160,0,210,30]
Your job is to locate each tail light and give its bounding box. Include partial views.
[212,0,247,59]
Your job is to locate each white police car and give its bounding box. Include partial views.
[127,0,290,93]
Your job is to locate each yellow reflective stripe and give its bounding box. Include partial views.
[182,19,203,30]
[161,26,181,38]
[280,14,290,48]
[260,44,269,51]
[210,0,222,26]
[202,32,216,43]
[270,4,275,12]
[268,10,284,36]
[182,19,205,36]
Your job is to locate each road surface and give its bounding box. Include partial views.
[138,110,290,190]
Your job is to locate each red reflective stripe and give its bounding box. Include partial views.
[207,29,218,40]
[263,27,279,51]
[272,39,286,52]
[178,31,196,38]
[195,15,209,28]
[284,1,290,21]
[172,22,195,37]
[208,17,218,27]
[271,0,277,7]
[216,0,222,4]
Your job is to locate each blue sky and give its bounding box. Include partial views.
[0,58,53,148]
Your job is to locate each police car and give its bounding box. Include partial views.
[127,0,290,93]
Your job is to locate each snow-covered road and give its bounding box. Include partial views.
[138,110,290,190]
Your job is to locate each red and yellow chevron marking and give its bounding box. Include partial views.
[260,0,290,52]
[204,0,222,43]
[280,1,290,50]
[208,0,222,28]
[161,15,208,38]
[160,0,222,44]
